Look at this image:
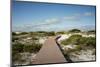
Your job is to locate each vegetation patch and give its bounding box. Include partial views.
[69,29,81,33]
[61,35,82,45]
[12,43,42,64]
[61,35,95,48]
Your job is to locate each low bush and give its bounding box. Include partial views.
[61,35,82,45]
[12,43,42,63]
[61,34,96,48]
[69,29,81,33]
[12,43,42,54]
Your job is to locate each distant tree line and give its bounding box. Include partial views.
[69,29,81,33]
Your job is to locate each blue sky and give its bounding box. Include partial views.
[12,1,96,32]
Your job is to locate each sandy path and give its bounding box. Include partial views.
[32,37,67,64]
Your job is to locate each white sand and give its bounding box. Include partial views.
[70,49,95,61]
[39,37,47,44]
[58,34,71,41]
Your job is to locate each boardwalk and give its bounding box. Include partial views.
[32,37,67,64]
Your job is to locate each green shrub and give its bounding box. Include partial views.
[23,44,42,53]
[75,45,82,51]
[12,32,16,35]
[69,29,81,33]
[12,37,19,42]
[12,43,24,53]
[45,31,55,36]
[85,37,96,48]
[56,31,65,34]
[88,30,95,33]
[78,37,96,48]
[20,32,28,35]
[61,35,82,45]
[12,43,42,54]
[32,37,38,40]
[12,43,42,63]
[61,35,96,49]
[78,37,87,44]
[12,52,22,62]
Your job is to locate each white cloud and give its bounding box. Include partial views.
[12,18,60,32]
[32,18,60,27]
[84,12,94,16]
[13,12,95,32]
[64,16,77,20]
[45,18,60,24]
[63,15,80,21]
[63,12,94,21]
[23,18,59,27]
